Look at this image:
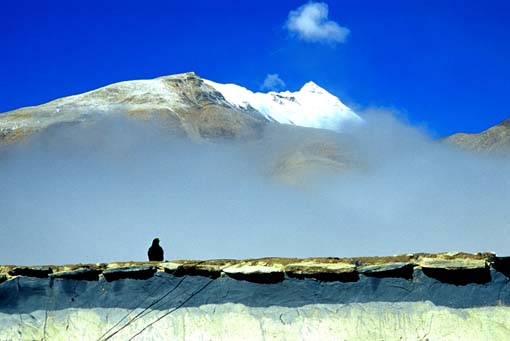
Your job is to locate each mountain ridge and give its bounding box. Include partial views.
[0,72,360,143]
[1,72,509,154]
[443,118,510,152]
[0,72,267,142]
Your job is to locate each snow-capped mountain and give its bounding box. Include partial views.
[0,72,360,143]
[204,79,361,130]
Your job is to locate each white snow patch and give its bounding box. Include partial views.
[204,79,362,131]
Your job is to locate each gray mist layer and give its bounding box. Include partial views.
[1,113,509,265]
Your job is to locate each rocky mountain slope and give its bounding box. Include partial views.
[2,252,510,339]
[443,118,510,152]
[0,72,270,143]
[0,72,360,144]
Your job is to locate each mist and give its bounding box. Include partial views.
[1,113,509,265]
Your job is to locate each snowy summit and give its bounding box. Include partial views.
[204,79,361,131]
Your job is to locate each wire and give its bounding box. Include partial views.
[98,275,187,341]
[127,278,215,340]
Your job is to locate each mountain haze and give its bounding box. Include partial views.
[0,72,365,186]
[1,72,510,264]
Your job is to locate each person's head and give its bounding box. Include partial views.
[152,238,160,245]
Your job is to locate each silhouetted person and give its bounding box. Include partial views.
[148,238,164,261]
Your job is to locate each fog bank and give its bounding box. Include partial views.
[1,114,509,265]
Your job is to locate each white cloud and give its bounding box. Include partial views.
[286,2,350,44]
[261,73,286,91]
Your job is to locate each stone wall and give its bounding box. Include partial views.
[1,252,509,340]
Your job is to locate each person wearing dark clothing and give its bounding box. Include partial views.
[148,238,164,261]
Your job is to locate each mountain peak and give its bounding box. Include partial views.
[300,81,326,94]
[204,78,361,131]
[156,71,198,80]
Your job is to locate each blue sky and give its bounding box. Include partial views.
[1,0,509,136]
